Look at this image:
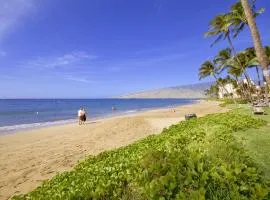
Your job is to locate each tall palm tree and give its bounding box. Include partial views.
[230,1,264,38]
[205,12,252,88]
[245,47,262,86]
[240,0,270,104]
[205,14,237,53]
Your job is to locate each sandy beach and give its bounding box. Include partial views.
[0,100,227,199]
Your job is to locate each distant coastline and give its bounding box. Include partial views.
[120,82,211,99]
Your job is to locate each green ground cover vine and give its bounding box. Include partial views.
[13,111,269,200]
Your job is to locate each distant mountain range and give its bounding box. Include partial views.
[120,82,212,99]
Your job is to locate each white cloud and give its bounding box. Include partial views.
[0,0,36,42]
[24,51,98,68]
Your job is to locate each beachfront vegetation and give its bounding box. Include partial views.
[13,111,270,199]
[230,105,270,180]
[201,0,270,104]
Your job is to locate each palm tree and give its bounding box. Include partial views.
[245,47,262,86]
[205,14,237,53]
[228,65,249,99]
[214,48,252,99]
[199,61,218,80]
[214,48,232,67]
[205,11,253,89]
[217,76,237,98]
[230,1,264,38]
[228,51,255,81]
[226,50,258,100]
[205,84,219,98]
[240,0,270,104]
[199,61,230,97]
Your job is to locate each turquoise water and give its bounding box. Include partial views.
[0,99,197,133]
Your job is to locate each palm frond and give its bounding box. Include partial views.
[199,61,216,80]
[210,34,223,47]
[233,23,245,38]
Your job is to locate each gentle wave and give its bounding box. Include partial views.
[0,119,76,134]
[123,110,138,113]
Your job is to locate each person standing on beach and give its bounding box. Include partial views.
[81,108,87,124]
[78,108,83,125]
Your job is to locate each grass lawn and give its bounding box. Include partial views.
[232,105,270,181]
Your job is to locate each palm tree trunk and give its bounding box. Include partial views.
[227,35,253,100]
[243,70,253,101]
[240,0,269,105]
[213,75,231,98]
[255,66,261,86]
[235,76,246,99]
[227,35,237,56]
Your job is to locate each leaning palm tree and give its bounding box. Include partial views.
[245,47,262,86]
[214,48,233,73]
[240,0,270,104]
[199,61,219,80]
[205,12,250,85]
[205,14,236,51]
[199,61,230,97]
[214,48,252,99]
[205,10,253,97]
[228,51,255,82]
[230,1,264,38]
[227,50,259,100]
[228,64,248,99]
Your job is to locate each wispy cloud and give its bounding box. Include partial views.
[64,75,95,84]
[0,0,36,42]
[135,47,164,55]
[0,51,6,57]
[1,75,15,80]
[23,51,98,68]
[154,1,164,13]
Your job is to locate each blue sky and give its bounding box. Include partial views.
[0,0,269,98]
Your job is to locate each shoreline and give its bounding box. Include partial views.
[0,100,199,135]
[0,100,226,199]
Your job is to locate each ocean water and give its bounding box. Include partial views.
[0,99,197,133]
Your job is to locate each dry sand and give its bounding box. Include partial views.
[0,100,227,199]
